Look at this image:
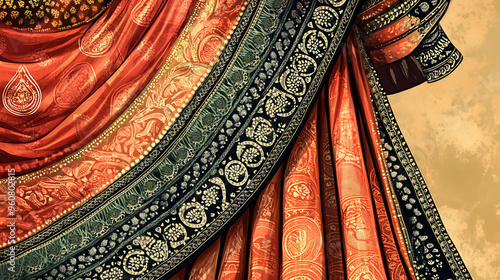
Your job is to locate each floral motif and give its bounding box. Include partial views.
[164,223,188,248]
[312,6,339,32]
[281,70,306,95]
[101,267,124,280]
[202,186,219,206]
[2,65,42,116]
[123,250,149,275]
[246,117,276,147]
[265,88,296,118]
[225,160,249,186]
[179,202,207,228]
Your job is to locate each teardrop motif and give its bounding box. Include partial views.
[131,0,160,26]
[2,65,42,116]
[79,21,114,57]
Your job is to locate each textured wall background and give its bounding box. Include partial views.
[388,0,500,279]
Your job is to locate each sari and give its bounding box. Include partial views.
[0,0,470,279]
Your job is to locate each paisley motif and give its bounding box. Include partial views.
[54,62,97,108]
[313,6,340,32]
[79,21,114,57]
[179,202,207,228]
[123,250,149,275]
[236,141,265,168]
[131,0,162,26]
[280,69,307,96]
[224,160,249,186]
[133,235,169,262]
[164,223,188,248]
[203,177,227,207]
[265,88,296,118]
[300,30,329,57]
[2,65,42,116]
[245,117,276,147]
[293,54,318,77]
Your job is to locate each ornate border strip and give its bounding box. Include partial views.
[362,29,472,280]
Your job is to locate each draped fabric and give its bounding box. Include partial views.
[157,39,419,279]
[0,0,198,176]
[0,0,471,279]
[0,0,243,237]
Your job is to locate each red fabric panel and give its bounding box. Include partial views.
[327,49,388,279]
[169,267,186,280]
[189,238,221,280]
[347,33,417,279]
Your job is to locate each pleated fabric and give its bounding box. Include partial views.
[163,38,419,280]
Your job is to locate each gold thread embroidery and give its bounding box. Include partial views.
[2,65,42,116]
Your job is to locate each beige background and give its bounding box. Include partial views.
[388,0,500,279]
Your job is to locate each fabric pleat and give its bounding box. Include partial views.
[169,40,420,280]
[346,34,417,279]
[217,211,250,280]
[247,167,282,280]
[281,103,327,280]
[168,267,186,280]
[328,49,388,279]
[189,238,221,280]
[318,90,345,279]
